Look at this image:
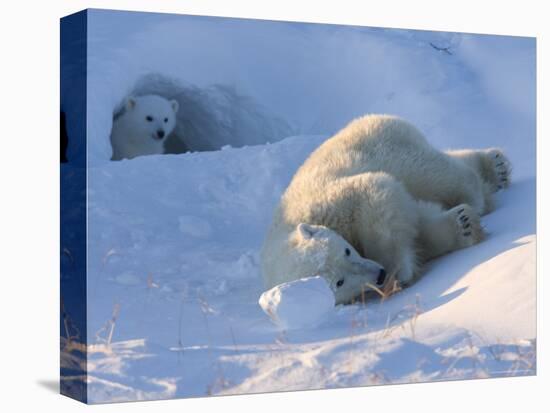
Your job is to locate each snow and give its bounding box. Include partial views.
[259,276,335,330]
[60,9,535,403]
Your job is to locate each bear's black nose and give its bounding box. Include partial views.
[376,268,387,286]
[157,130,165,139]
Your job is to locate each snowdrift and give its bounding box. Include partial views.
[82,134,535,402]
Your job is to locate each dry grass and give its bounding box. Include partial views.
[362,267,402,301]
[95,303,121,347]
[197,295,233,395]
[60,298,81,347]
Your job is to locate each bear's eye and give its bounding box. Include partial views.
[164,117,168,123]
[146,116,153,122]
[336,279,345,288]
[345,248,351,256]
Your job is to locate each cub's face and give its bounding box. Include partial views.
[126,95,179,142]
[295,223,387,304]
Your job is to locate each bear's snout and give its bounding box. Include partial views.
[376,268,387,286]
[156,130,165,139]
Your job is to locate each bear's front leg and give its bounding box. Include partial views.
[450,204,485,248]
[416,202,485,262]
[394,246,417,286]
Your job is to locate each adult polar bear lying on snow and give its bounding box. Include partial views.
[261,115,511,305]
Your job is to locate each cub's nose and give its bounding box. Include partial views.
[157,130,165,139]
[376,268,387,286]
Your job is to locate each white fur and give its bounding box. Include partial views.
[110,94,179,160]
[261,114,511,304]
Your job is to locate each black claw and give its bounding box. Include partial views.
[463,223,471,229]
[458,208,465,214]
[464,231,472,237]
[495,153,500,158]
[496,162,504,167]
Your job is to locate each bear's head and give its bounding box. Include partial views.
[294,223,387,304]
[125,95,179,142]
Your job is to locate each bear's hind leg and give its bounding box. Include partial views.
[446,148,512,193]
[482,148,512,191]
[416,201,485,262]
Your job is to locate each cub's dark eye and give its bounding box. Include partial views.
[336,279,345,288]
[146,116,153,122]
[345,248,351,256]
[164,117,168,123]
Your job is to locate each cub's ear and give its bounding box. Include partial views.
[126,97,137,111]
[170,99,179,113]
[297,223,319,240]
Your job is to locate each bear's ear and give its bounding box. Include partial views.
[170,99,179,113]
[297,223,318,240]
[126,97,136,111]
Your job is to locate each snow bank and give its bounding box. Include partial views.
[82,10,534,169]
[84,132,535,402]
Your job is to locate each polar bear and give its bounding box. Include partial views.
[261,114,511,304]
[130,73,292,154]
[110,94,179,160]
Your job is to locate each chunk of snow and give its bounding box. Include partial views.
[258,276,335,330]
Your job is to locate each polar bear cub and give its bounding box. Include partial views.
[261,114,512,305]
[110,95,179,160]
